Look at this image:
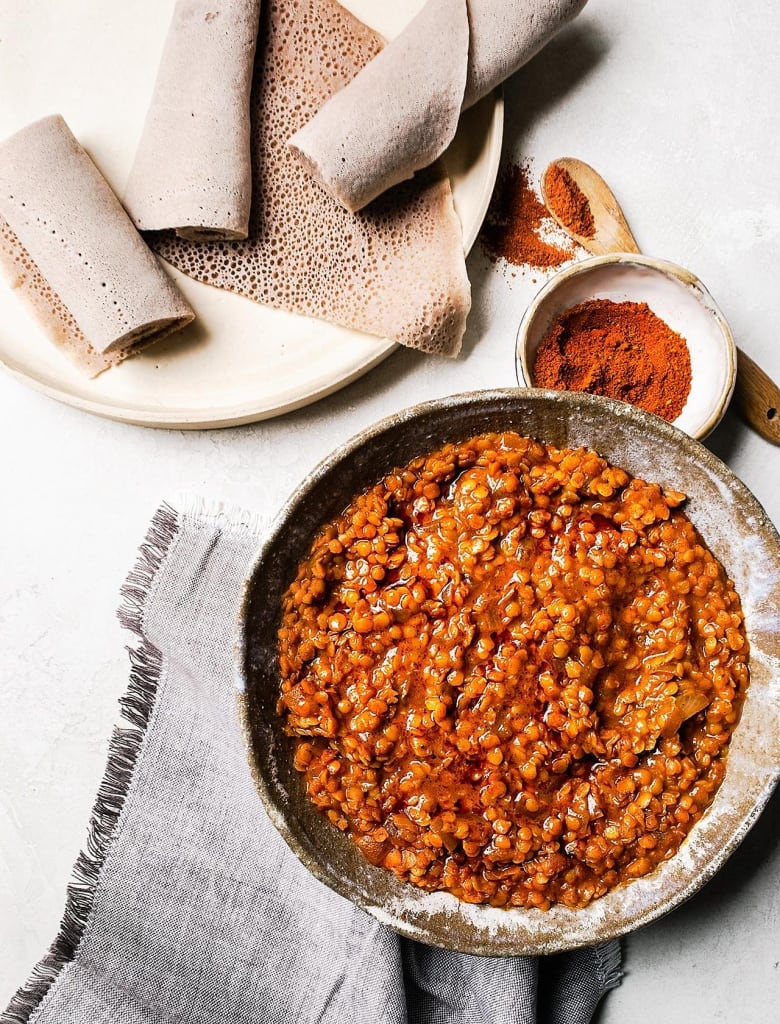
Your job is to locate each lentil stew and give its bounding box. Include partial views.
[277,432,749,910]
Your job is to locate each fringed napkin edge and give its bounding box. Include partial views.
[2,503,181,1024]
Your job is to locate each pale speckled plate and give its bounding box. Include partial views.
[0,0,502,429]
[235,389,780,955]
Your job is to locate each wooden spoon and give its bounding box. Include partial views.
[541,158,780,445]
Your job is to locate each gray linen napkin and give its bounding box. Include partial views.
[3,502,621,1024]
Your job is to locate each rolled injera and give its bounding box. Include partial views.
[0,115,194,376]
[124,0,262,241]
[152,0,471,359]
[290,0,589,212]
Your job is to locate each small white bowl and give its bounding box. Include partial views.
[515,254,737,440]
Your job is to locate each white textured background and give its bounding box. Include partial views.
[1,0,779,1020]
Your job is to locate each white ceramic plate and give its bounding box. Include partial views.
[0,0,503,428]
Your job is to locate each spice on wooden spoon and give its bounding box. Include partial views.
[542,163,595,241]
[541,157,780,444]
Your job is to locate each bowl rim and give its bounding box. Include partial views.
[514,253,738,442]
[234,387,780,955]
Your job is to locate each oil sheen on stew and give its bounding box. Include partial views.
[277,433,749,910]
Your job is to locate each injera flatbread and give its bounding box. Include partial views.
[290,0,469,215]
[0,115,194,376]
[152,0,471,358]
[290,0,589,212]
[124,0,262,241]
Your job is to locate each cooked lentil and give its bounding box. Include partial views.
[277,433,749,910]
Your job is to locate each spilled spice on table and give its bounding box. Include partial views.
[533,298,692,421]
[543,163,595,238]
[479,161,574,272]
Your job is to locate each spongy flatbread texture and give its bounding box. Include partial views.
[291,0,589,212]
[124,0,261,241]
[153,0,470,358]
[0,115,194,376]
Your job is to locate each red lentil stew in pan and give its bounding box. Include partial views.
[277,432,749,910]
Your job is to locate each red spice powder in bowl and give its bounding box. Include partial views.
[516,254,737,441]
[532,298,692,423]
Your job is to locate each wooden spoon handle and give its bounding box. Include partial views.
[732,349,780,445]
